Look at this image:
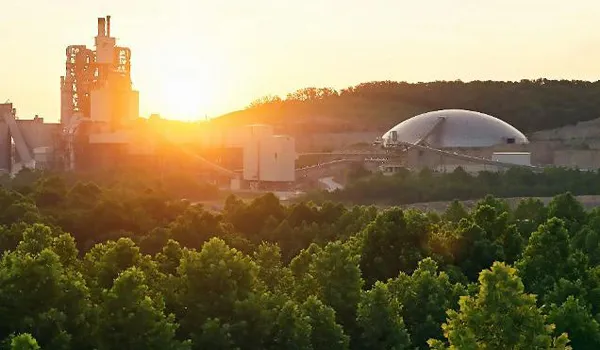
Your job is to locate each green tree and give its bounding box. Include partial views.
[0,188,42,226]
[83,238,154,292]
[33,175,67,209]
[516,218,586,298]
[271,220,324,262]
[13,224,79,269]
[194,318,235,350]
[474,195,510,217]
[428,262,570,349]
[499,224,525,264]
[310,241,363,331]
[585,266,600,315]
[168,206,227,249]
[0,249,93,350]
[451,220,504,280]
[289,244,321,301]
[360,208,429,285]
[286,202,321,227]
[9,334,40,350]
[300,296,349,350]
[442,200,468,224]
[332,205,378,239]
[356,282,411,350]
[229,292,279,350]
[571,226,600,265]
[471,204,508,242]
[472,203,525,263]
[224,193,285,239]
[513,198,547,239]
[387,258,465,349]
[0,223,32,253]
[547,192,586,232]
[155,239,183,276]
[97,267,190,350]
[267,301,312,350]
[547,296,600,350]
[514,198,547,223]
[176,238,262,349]
[253,242,294,295]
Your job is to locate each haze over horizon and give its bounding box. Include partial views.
[2,0,600,122]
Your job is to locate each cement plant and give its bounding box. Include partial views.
[2,16,600,194]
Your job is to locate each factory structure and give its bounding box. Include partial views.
[6,15,600,193]
[299,106,600,190]
[376,109,537,174]
[0,16,297,190]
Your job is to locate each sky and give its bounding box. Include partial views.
[2,0,600,122]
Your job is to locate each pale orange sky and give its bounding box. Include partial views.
[1,0,600,122]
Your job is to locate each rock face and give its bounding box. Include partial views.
[531,117,600,147]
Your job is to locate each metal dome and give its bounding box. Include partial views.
[381,109,529,149]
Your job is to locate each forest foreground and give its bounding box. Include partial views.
[1,170,600,349]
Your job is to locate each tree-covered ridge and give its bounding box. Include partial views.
[2,174,600,348]
[314,166,600,206]
[217,79,600,133]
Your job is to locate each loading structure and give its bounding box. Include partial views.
[0,103,61,174]
[59,16,139,171]
[378,109,540,173]
[60,15,138,129]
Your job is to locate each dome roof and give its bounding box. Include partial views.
[381,109,528,148]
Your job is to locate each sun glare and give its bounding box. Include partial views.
[160,77,211,121]
[145,52,225,121]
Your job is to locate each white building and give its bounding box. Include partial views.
[241,124,296,183]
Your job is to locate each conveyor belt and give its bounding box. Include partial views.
[1,108,33,166]
[390,140,542,171]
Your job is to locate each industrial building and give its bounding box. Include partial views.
[0,16,297,190]
[377,109,535,174]
[7,15,600,192]
[0,104,61,173]
[381,109,529,149]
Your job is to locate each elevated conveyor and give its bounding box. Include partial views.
[390,140,543,171]
[0,104,35,172]
[411,116,446,148]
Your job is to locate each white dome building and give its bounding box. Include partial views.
[381,109,528,149]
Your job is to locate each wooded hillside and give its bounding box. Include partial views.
[214,80,600,134]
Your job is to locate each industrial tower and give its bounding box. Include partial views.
[60,16,139,130]
[59,16,140,170]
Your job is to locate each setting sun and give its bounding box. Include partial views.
[146,60,222,121]
[159,77,211,121]
[136,46,228,121]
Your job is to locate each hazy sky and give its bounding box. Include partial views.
[2,0,600,122]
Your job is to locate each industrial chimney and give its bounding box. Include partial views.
[97,17,106,37]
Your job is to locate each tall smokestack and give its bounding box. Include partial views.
[97,17,106,37]
[106,15,111,37]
